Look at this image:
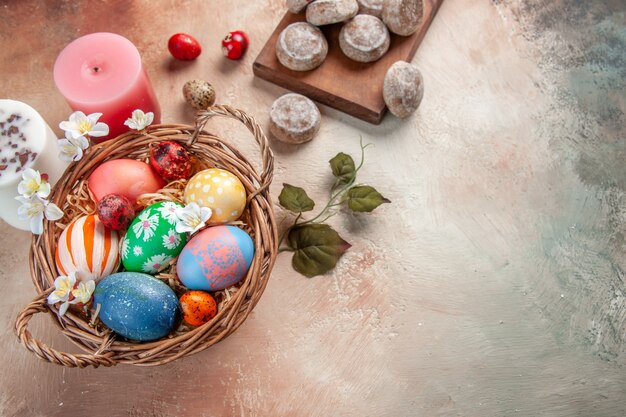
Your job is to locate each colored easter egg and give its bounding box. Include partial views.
[93,272,180,341]
[149,141,191,182]
[176,225,254,291]
[179,291,217,326]
[88,159,165,204]
[121,201,188,274]
[55,214,121,281]
[96,194,135,231]
[183,168,246,223]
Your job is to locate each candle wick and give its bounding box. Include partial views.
[93,66,100,73]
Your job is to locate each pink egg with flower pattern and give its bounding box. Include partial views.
[176,225,254,291]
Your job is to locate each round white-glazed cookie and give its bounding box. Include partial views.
[357,0,384,18]
[382,61,424,118]
[382,0,424,36]
[287,0,314,14]
[306,0,359,26]
[339,14,390,63]
[269,93,321,144]
[276,22,328,71]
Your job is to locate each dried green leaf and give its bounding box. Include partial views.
[346,185,390,212]
[288,223,351,277]
[278,183,315,213]
[329,152,356,185]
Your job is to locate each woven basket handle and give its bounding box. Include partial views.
[15,291,116,368]
[189,105,274,197]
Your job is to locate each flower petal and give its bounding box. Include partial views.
[87,112,103,125]
[47,292,62,305]
[200,207,212,222]
[22,168,40,182]
[144,112,154,126]
[72,135,90,150]
[175,223,193,234]
[58,301,70,316]
[16,204,29,220]
[70,111,87,123]
[45,203,64,221]
[74,146,84,161]
[37,181,51,198]
[89,122,109,137]
[30,213,44,234]
[15,195,30,204]
[16,181,29,196]
[59,120,78,136]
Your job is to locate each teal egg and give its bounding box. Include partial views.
[93,272,180,341]
[121,202,187,274]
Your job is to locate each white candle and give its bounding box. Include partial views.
[0,99,68,230]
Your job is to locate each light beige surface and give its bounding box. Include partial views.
[0,0,625,416]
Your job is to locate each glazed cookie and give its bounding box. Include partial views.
[269,93,321,144]
[276,22,328,71]
[382,0,424,36]
[287,0,314,13]
[357,0,384,18]
[306,0,359,26]
[339,14,390,63]
[382,61,424,118]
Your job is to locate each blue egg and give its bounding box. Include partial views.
[93,272,180,341]
[176,225,254,291]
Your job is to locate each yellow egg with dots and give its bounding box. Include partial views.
[184,168,246,223]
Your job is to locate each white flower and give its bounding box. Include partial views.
[71,279,95,305]
[15,195,64,235]
[133,246,143,256]
[131,210,159,241]
[47,272,77,316]
[175,202,212,234]
[59,111,109,139]
[162,229,181,250]
[57,131,90,162]
[157,202,181,225]
[124,109,154,131]
[141,253,172,274]
[121,237,129,258]
[17,168,50,198]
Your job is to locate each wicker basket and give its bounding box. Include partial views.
[14,105,277,367]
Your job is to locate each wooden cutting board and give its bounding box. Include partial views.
[253,0,444,124]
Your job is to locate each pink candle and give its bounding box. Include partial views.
[53,32,161,142]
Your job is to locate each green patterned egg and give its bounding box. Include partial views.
[121,201,187,274]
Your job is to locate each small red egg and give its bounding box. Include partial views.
[222,30,249,60]
[149,141,191,182]
[168,33,202,61]
[96,194,135,231]
[179,291,217,327]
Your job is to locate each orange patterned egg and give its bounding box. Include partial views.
[55,214,121,281]
[179,291,217,327]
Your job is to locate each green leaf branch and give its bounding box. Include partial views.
[278,141,390,277]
